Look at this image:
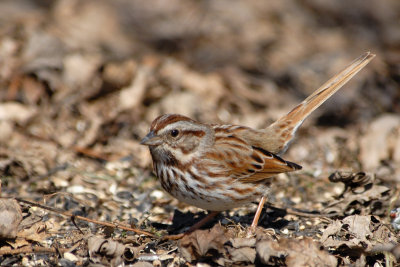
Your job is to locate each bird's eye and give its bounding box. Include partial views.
[170,129,179,137]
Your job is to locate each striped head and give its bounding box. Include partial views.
[141,114,214,165]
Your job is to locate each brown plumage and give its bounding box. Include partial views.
[141,52,375,233]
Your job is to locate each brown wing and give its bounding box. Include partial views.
[238,147,301,182]
[202,129,301,183]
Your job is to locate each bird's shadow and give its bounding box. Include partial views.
[151,206,290,235]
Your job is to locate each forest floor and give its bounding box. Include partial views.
[0,0,399,266]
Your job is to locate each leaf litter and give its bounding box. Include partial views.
[0,0,399,266]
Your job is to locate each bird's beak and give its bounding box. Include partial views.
[140,131,162,146]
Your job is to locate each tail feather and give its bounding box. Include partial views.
[263,52,375,154]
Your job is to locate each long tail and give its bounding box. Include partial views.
[264,52,375,154]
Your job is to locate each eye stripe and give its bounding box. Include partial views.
[182,130,205,137]
[150,114,195,132]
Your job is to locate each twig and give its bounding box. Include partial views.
[73,146,110,161]
[267,203,340,218]
[0,246,68,256]
[11,197,156,238]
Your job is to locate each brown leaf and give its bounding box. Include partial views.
[359,115,400,171]
[230,237,256,248]
[88,236,125,266]
[320,220,343,243]
[285,238,337,267]
[320,215,395,253]
[225,237,257,263]
[257,237,337,267]
[342,215,372,243]
[256,238,286,264]
[6,238,29,249]
[228,246,256,263]
[118,65,150,111]
[179,224,231,262]
[0,199,22,239]
[0,102,36,124]
[130,262,154,267]
[324,172,390,216]
[17,219,60,244]
[371,243,400,261]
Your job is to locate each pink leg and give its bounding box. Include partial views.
[250,196,267,231]
[186,211,220,233]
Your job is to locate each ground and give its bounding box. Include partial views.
[0,0,399,266]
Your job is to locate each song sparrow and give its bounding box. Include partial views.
[141,52,375,234]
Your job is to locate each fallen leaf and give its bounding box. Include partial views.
[342,215,372,243]
[228,246,256,263]
[324,172,390,216]
[179,224,230,262]
[0,199,22,239]
[88,236,125,266]
[320,215,395,255]
[285,238,337,267]
[256,237,337,267]
[359,114,400,171]
[118,65,150,111]
[230,237,256,248]
[63,53,102,88]
[130,262,154,267]
[256,238,286,264]
[0,121,13,143]
[0,102,36,124]
[17,219,59,244]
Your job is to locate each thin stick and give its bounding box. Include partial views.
[0,246,68,256]
[267,202,339,218]
[12,197,156,238]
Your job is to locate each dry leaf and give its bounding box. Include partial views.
[130,262,154,267]
[0,199,22,239]
[17,219,59,244]
[0,102,36,124]
[321,215,395,254]
[88,236,125,267]
[285,238,337,267]
[62,53,102,88]
[256,238,287,264]
[179,224,230,262]
[359,115,400,171]
[324,172,390,216]
[225,237,257,263]
[257,237,337,267]
[118,65,150,111]
[0,0,396,266]
[228,246,256,263]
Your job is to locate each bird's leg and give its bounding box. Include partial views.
[186,211,220,233]
[163,211,220,240]
[249,195,267,232]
